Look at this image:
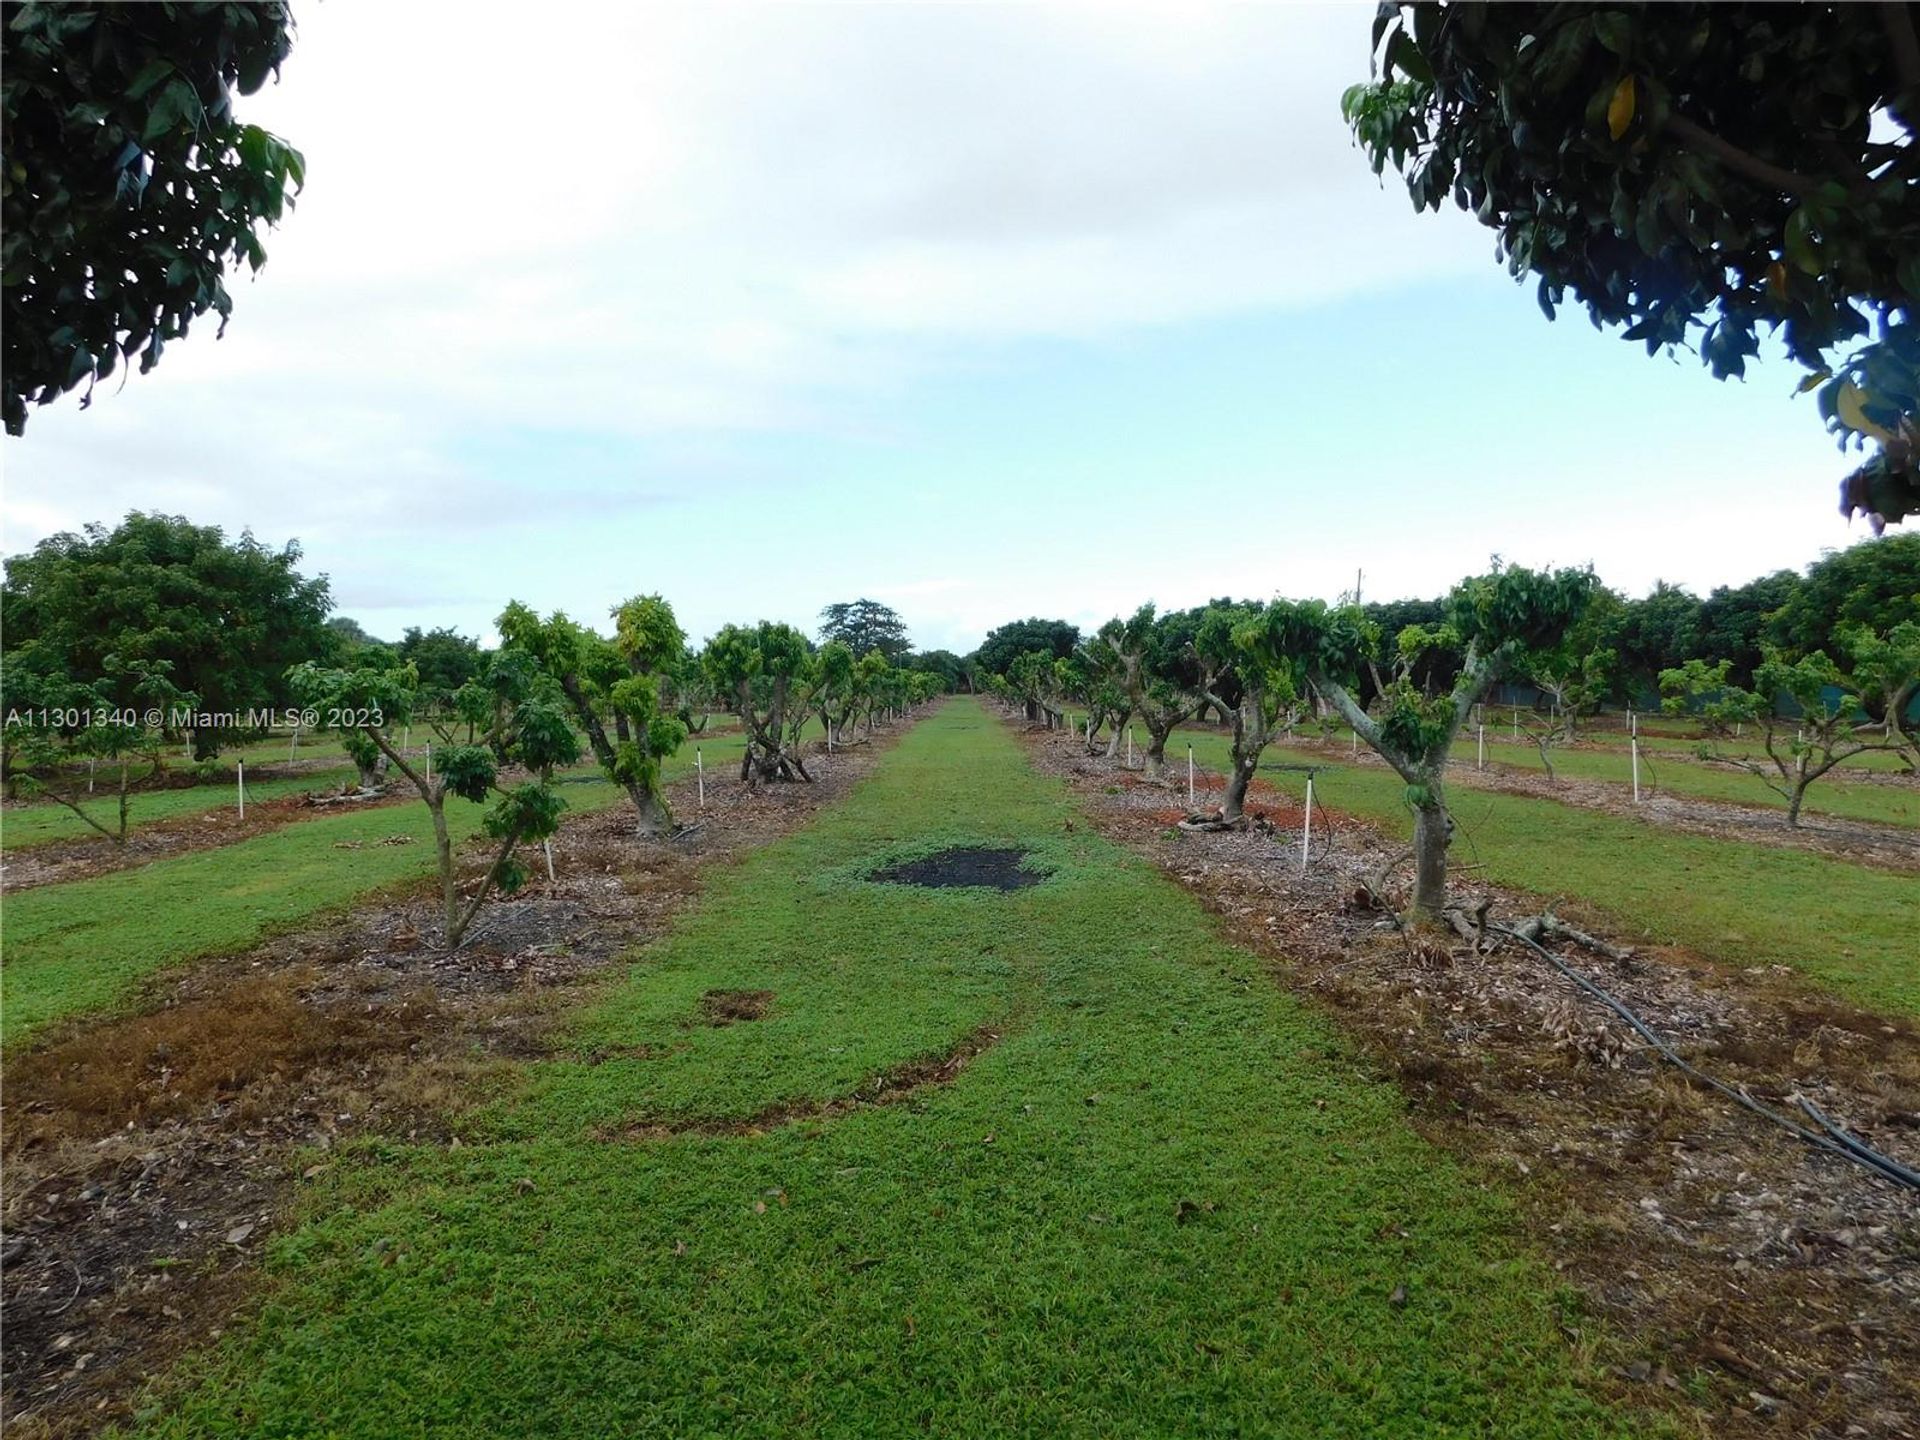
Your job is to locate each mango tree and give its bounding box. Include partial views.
[1006,650,1064,728]
[1187,602,1297,828]
[498,597,688,837]
[1843,620,1920,769]
[1254,564,1595,919]
[1658,659,1764,738]
[1108,604,1203,781]
[1667,631,1917,823]
[288,655,580,948]
[3,659,189,842]
[703,622,813,782]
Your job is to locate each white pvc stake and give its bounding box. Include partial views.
[826,720,833,754]
[1350,728,1358,758]
[1477,724,1485,770]
[425,743,432,782]
[1188,745,1195,807]
[404,724,411,752]
[1513,706,1520,740]
[1127,727,1134,767]
[290,720,300,762]
[237,760,246,819]
[696,746,705,810]
[1300,774,1314,875]
[543,839,556,883]
[1631,736,1641,804]
[1628,707,1637,738]
[88,755,97,794]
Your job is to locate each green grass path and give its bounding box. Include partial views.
[131,699,1642,1439]
[0,738,750,1045]
[1175,731,1919,1017]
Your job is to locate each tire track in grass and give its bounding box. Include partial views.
[130,700,1662,1440]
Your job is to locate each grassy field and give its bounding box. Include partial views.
[0,738,752,1045]
[2,765,359,851]
[129,699,1644,1439]
[1178,731,1919,1017]
[2,720,765,852]
[1442,733,1919,827]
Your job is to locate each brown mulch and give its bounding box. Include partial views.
[1020,720,1920,1440]
[0,727,904,1439]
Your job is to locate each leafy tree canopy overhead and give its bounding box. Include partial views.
[818,598,911,663]
[972,617,1081,678]
[3,1,305,434]
[2,511,331,754]
[1346,2,1920,529]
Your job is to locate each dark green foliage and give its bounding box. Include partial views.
[2,1,304,433]
[398,626,483,701]
[2,512,332,756]
[1347,2,1920,527]
[1697,570,1801,686]
[972,617,1080,678]
[1768,533,1920,654]
[902,648,970,692]
[818,598,911,663]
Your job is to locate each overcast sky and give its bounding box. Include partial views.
[1,2,1879,654]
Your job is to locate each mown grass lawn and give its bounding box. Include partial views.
[1176,731,1919,1017]
[1441,732,1918,828]
[0,737,750,1045]
[1,765,360,851]
[127,700,1646,1440]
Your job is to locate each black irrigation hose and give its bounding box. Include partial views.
[1489,923,1920,1193]
[1798,1096,1920,1189]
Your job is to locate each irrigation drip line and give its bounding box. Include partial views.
[1490,923,1919,1192]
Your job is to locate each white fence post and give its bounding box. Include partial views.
[1300,773,1313,875]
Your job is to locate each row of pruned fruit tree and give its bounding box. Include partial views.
[287,599,942,949]
[985,563,1917,925]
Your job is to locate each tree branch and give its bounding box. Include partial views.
[1884,3,1920,105]
[1663,115,1826,198]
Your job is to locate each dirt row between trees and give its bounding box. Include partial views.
[1020,722,1919,1440]
[0,724,903,1440]
[1220,727,1920,873]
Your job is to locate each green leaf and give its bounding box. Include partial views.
[1593,11,1632,56]
[1783,207,1821,275]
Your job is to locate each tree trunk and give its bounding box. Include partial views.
[1786,782,1806,828]
[1221,751,1256,822]
[430,793,458,944]
[1143,729,1170,782]
[1410,799,1450,922]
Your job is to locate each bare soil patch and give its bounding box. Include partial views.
[1020,720,1920,1440]
[0,725,908,1438]
[698,989,774,1026]
[870,845,1043,891]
